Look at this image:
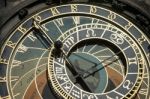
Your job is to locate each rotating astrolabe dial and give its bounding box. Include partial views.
[0,3,150,99]
[48,20,145,98]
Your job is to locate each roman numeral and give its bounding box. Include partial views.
[124,22,133,30]
[71,4,78,12]
[55,18,64,26]
[18,44,28,53]
[0,58,9,64]
[64,36,75,48]
[73,16,80,25]
[33,15,42,22]
[6,41,16,48]
[138,35,146,44]
[0,77,6,83]
[18,25,27,34]
[107,12,116,20]
[51,7,60,16]
[12,60,22,67]
[90,6,97,13]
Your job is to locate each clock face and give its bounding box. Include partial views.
[0,3,150,99]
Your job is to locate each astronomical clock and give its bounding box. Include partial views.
[0,0,150,99]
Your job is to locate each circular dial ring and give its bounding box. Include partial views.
[0,3,149,99]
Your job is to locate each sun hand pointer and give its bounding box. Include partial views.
[83,58,119,79]
[54,40,92,92]
[82,52,121,75]
[32,19,53,49]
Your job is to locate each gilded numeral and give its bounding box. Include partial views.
[91,18,99,24]
[55,18,64,26]
[108,12,116,20]
[0,77,6,83]
[51,7,60,16]
[64,36,75,48]
[125,22,133,30]
[71,4,78,12]
[18,44,28,53]
[53,19,63,34]
[0,58,9,64]
[12,60,22,67]
[6,41,16,48]
[138,35,146,44]
[57,57,65,64]
[0,76,19,83]
[73,16,80,25]
[18,25,27,34]
[90,6,97,14]
[33,15,42,22]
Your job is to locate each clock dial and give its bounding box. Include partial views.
[0,3,150,99]
[48,22,144,98]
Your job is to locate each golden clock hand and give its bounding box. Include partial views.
[33,27,52,49]
[54,41,89,75]
[32,19,54,49]
[54,41,92,92]
[83,58,119,79]
[84,51,122,74]
[32,20,93,92]
[63,54,92,92]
